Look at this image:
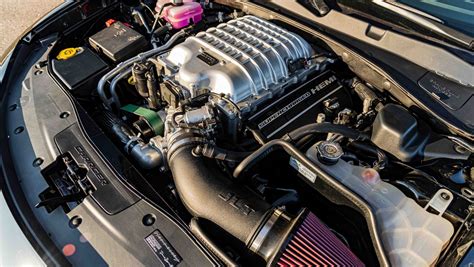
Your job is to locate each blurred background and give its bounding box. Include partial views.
[0,0,62,56]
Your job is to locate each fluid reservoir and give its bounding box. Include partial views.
[299,142,455,267]
[156,0,203,29]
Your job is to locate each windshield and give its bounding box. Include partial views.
[398,0,474,36]
[325,0,473,49]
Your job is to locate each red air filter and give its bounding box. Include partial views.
[277,212,364,266]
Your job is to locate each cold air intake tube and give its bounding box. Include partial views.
[166,130,300,263]
[168,138,363,266]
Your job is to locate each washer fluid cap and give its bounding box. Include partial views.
[57,47,83,60]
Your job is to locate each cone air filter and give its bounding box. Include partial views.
[276,212,364,266]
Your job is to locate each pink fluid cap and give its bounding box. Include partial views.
[156,0,203,29]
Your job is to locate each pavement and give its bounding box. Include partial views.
[0,0,62,56]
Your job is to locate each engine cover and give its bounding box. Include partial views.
[248,70,352,140]
[159,15,315,107]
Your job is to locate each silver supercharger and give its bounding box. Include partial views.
[158,15,317,111]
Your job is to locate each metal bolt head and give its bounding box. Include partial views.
[441,192,450,200]
[316,113,326,123]
[69,216,82,229]
[60,111,70,119]
[33,157,44,167]
[14,126,24,134]
[454,144,468,154]
[142,214,156,226]
[8,104,18,111]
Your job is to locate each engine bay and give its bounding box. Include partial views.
[29,1,473,266]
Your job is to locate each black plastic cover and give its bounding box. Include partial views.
[51,47,108,95]
[371,104,470,162]
[55,123,140,214]
[248,70,351,141]
[89,22,147,62]
[69,198,219,266]
[371,104,429,162]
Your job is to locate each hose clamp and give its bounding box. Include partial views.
[124,136,141,154]
[249,209,284,253]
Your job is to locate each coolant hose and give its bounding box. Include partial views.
[97,29,186,110]
[193,144,252,163]
[283,122,369,143]
[96,112,163,169]
[282,123,384,170]
[349,141,388,170]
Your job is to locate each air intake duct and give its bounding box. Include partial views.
[167,132,298,261]
[167,131,362,264]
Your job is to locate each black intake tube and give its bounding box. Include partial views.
[189,218,238,267]
[97,111,163,169]
[168,144,272,243]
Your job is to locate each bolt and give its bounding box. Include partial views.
[441,192,450,200]
[14,126,24,134]
[316,113,326,123]
[342,52,349,61]
[142,214,156,226]
[32,157,44,167]
[468,205,474,212]
[35,61,47,69]
[454,144,468,154]
[8,104,18,111]
[69,216,82,229]
[60,111,70,119]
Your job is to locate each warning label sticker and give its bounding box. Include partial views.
[145,230,182,267]
[290,157,317,183]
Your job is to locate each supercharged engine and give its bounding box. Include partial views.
[160,15,316,107]
[39,1,473,266]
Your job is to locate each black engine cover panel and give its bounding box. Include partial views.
[248,70,352,141]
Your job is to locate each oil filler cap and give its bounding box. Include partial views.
[316,141,343,165]
[57,47,83,60]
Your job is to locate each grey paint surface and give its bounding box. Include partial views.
[0,0,62,56]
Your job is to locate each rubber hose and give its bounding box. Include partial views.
[282,123,369,143]
[96,112,163,169]
[349,141,388,170]
[194,144,252,163]
[97,30,186,109]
